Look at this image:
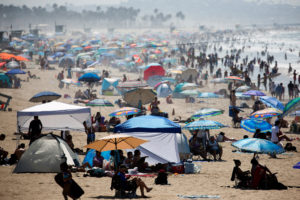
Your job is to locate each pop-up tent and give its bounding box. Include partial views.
[17,101,91,132]
[101,78,120,95]
[14,134,80,173]
[156,82,172,97]
[115,115,189,165]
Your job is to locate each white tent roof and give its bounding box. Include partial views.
[14,134,79,173]
[126,132,180,165]
[17,101,91,132]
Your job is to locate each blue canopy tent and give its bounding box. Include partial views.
[114,115,181,133]
[114,115,187,165]
[101,78,120,96]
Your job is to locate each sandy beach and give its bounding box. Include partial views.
[1,28,300,200]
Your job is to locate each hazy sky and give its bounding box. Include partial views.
[1,0,300,6]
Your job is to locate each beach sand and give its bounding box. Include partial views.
[0,54,300,200]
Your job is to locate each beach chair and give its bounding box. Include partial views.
[0,93,12,111]
[110,174,137,198]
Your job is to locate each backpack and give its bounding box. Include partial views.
[111,174,122,190]
[155,171,168,185]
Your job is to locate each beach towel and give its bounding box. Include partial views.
[178,195,220,199]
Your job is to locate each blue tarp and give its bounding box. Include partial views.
[114,115,181,133]
[82,149,111,166]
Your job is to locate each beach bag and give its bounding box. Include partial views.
[155,170,168,185]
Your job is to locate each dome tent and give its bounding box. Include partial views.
[14,134,79,173]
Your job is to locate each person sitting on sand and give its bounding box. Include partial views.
[132,150,149,172]
[0,134,8,164]
[93,151,104,168]
[216,132,236,142]
[150,97,160,115]
[231,159,251,188]
[124,152,134,168]
[189,134,207,160]
[166,95,173,104]
[117,165,152,198]
[207,136,222,161]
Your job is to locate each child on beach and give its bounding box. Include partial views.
[60,162,73,200]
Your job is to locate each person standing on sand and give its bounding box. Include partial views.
[230,90,236,107]
[28,116,43,145]
[293,70,297,84]
[257,74,261,90]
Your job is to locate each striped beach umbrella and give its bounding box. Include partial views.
[183,120,227,130]
[192,108,224,119]
[250,108,283,119]
[241,119,272,133]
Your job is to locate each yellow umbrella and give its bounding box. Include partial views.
[84,134,148,152]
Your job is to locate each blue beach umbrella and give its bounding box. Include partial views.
[197,92,221,98]
[192,108,224,119]
[293,162,300,169]
[259,96,284,111]
[232,138,285,154]
[78,73,100,83]
[243,90,266,96]
[241,119,272,133]
[86,99,114,107]
[183,120,227,130]
[283,97,300,116]
[5,69,26,75]
[29,91,61,102]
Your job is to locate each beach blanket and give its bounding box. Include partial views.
[178,195,220,199]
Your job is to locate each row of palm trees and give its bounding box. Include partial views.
[0,4,185,29]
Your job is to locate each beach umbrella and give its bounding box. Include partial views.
[241,119,272,133]
[210,78,227,84]
[86,99,114,107]
[192,108,224,119]
[236,85,251,92]
[59,56,75,68]
[84,134,148,159]
[225,76,244,81]
[259,96,284,111]
[250,108,283,119]
[83,68,100,74]
[78,73,100,83]
[243,90,266,96]
[183,120,227,130]
[283,97,300,117]
[61,79,80,86]
[293,162,300,169]
[232,138,285,154]
[143,63,165,81]
[236,92,251,100]
[6,61,19,69]
[109,107,140,117]
[197,92,221,98]
[182,69,197,81]
[123,88,156,108]
[29,91,61,102]
[180,89,199,96]
[118,81,148,89]
[14,55,29,61]
[5,69,26,75]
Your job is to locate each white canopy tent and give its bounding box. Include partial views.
[126,132,181,165]
[17,101,91,132]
